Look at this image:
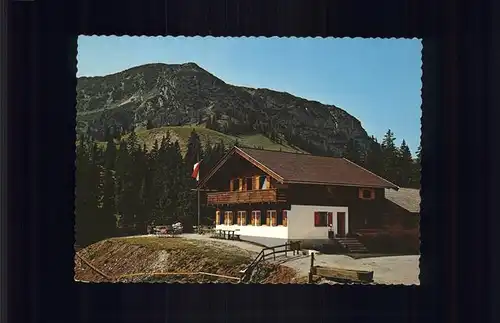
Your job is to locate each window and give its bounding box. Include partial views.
[282,210,288,227]
[314,211,328,227]
[359,188,375,200]
[215,210,221,225]
[246,178,253,191]
[266,210,277,226]
[237,211,247,225]
[259,176,266,189]
[224,211,233,225]
[251,210,261,226]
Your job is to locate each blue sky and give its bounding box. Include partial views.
[77,36,422,154]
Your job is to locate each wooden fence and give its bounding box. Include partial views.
[76,253,241,283]
[240,241,302,282]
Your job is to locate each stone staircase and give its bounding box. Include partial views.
[334,237,368,253]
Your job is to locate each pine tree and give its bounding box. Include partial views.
[397,140,414,187]
[343,138,363,165]
[82,140,105,244]
[415,143,422,164]
[205,115,213,130]
[104,125,112,142]
[364,136,384,177]
[151,136,175,224]
[201,138,214,179]
[75,139,92,246]
[411,143,422,188]
[101,168,117,238]
[185,129,202,167]
[127,129,140,153]
[381,129,399,183]
[104,135,117,170]
[143,139,160,225]
[131,144,148,233]
[115,139,134,228]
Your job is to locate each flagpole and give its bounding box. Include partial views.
[197,151,200,234]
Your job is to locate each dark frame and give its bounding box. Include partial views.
[3,0,494,322]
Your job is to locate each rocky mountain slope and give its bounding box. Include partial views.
[76,62,369,155]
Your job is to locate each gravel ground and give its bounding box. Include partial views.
[181,234,264,253]
[180,234,420,285]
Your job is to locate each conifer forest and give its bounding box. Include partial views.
[75,127,420,247]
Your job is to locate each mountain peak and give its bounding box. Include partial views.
[181,62,201,68]
[76,63,369,156]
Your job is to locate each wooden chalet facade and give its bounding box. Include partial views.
[198,146,400,247]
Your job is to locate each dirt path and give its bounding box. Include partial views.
[180,234,420,285]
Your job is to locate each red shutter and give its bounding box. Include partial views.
[327,212,333,225]
[314,212,320,226]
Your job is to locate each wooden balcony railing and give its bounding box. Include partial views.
[207,189,287,205]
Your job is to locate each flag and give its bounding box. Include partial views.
[261,176,269,189]
[192,160,202,181]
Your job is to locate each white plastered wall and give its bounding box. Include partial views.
[215,223,289,239]
[287,204,349,240]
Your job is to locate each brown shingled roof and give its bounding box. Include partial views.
[384,188,420,213]
[199,146,398,189]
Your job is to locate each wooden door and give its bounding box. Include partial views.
[327,212,334,239]
[337,212,346,237]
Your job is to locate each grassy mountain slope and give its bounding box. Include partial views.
[133,126,304,154]
[90,125,306,155]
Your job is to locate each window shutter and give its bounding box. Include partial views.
[282,210,288,226]
[239,178,243,191]
[314,212,320,226]
[230,179,234,191]
[327,212,333,226]
[370,189,375,199]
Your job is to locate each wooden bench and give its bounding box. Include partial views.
[311,266,374,283]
